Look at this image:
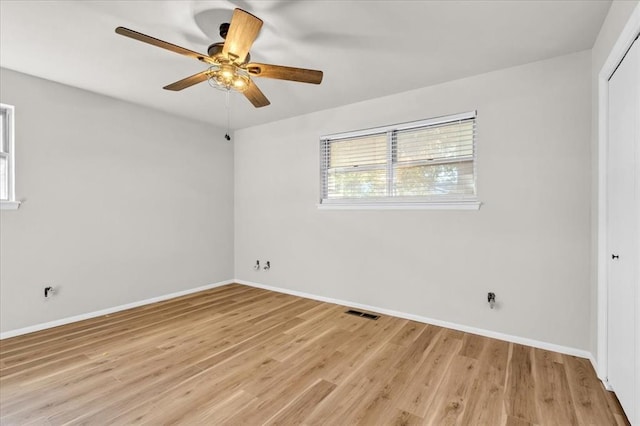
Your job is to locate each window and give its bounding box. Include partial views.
[0,103,18,209]
[320,111,479,209]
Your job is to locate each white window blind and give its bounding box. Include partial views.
[0,104,17,207]
[320,111,477,207]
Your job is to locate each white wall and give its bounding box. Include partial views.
[589,0,639,357]
[0,68,234,333]
[235,51,592,350]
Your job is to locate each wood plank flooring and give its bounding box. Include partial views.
[0,284,630,425]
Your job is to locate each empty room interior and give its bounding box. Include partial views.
[1,0,639,424]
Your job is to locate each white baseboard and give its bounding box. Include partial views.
[1,277,596,365]
[235,279,594,361]
[0,279,234,340]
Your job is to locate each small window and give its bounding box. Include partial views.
[320,111,479,209]
[0,103,18,209]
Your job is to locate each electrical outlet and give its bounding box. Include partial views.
[487,292,496,309]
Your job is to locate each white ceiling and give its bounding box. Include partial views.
[0,0,611,130]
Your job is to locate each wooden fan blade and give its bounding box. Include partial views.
[163,70,211,91]
[243,80,270,108]
[246,63,323,84]
[115,27,215,65]
[222,9,263,64]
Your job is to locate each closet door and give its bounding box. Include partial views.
[607,35,639,424]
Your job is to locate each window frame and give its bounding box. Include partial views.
[0,103,19,210]
[319,111,480,210]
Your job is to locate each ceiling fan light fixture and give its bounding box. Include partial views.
[233,78,247,89]
[207,64,250,92]
[220,64,234,79]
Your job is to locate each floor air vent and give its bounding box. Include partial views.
[345,309,380,320]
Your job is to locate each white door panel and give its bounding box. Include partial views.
[607,35,639,424]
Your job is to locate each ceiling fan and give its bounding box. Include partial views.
[115,8,323,108]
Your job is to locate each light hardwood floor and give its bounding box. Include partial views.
[0,284,629,425]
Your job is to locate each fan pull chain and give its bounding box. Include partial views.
[224,89,231,141]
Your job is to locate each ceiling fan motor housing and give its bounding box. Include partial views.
[207,42,250,64]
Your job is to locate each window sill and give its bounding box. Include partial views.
[1,201,21,210]
[317,201,482,210]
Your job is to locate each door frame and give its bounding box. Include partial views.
[597,3,640,391]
